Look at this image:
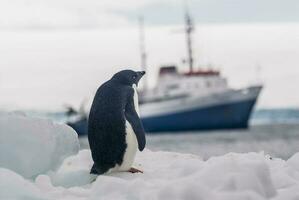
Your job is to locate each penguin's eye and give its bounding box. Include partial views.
[132,75,137,79]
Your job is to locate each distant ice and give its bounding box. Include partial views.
[0,112,79,178]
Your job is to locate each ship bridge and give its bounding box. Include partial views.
[140,66,228,104]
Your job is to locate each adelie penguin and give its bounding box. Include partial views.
[88,70,146,175]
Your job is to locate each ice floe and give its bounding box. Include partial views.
[0,112,79,178]
[1,113,299,200]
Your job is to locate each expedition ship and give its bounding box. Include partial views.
[137,8,262,132]
[139,66,262,132]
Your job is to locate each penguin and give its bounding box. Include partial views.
[88,70,146,175]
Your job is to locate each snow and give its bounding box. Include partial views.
[0,168,48,200]
[25,150,299,200]
[48,149,95,188]
[1,113,299,199]
[3,149,299,200]
[88,151,276,200]
[0,112,79,178]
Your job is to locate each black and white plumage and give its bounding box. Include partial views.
[88,70,146,175]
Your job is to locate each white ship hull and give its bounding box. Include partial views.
[140,85,262,132]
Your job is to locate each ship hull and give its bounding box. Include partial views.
[142,99,256,132]
[140,85,262,133]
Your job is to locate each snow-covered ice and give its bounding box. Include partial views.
[1,113,299,199]
[0,168,48,200]
[2,150,299,200]
[4,149,299,200]
[0,112,79,178]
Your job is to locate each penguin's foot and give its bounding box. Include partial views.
[128,167,143,173]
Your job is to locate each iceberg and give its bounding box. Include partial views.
[0,112,79,178]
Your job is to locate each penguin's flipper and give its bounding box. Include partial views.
[125,90,146,151]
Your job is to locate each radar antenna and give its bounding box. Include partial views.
[139,16,148,91]
[184,1,195,73]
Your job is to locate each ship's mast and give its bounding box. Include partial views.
[139,16,148,91]
[184,4,194,73]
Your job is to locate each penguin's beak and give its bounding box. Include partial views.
[135,71,146,86]
[138,71,146,77]
[137,71,146,79]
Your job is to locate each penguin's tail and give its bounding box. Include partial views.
[90,164,99,174]
[90,163,108,175]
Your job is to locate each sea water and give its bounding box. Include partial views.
[72,109,299,160]
[77,123,299,160]
[26,108,299,160]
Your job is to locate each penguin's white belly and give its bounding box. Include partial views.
[118,121,138,170]
[132,84,139,115]
[119,85,139,171]
[107,121,138,173]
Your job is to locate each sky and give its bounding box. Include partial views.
[0,0,298,110]
[0,0,299,29]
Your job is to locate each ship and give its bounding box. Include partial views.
[137,8,262,132]
[139,66,262,132]
[66,8,262,135]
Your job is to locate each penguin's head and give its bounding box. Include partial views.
[112,70,146,87]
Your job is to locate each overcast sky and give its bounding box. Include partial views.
[120,0,299,25]
[0,0,299,29]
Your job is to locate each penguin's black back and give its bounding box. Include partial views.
[88,79,132,174]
